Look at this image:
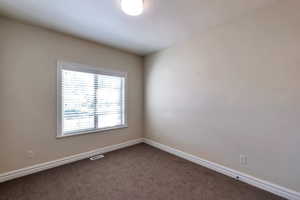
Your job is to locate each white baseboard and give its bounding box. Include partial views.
[143,138,300,200]
[0,138,143,183]
[1,138,298,200]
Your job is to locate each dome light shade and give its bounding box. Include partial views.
[121,0,144,16]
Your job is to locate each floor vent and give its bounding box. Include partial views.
[89,155,104,161]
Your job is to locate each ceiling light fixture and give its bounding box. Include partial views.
[121,0,144,16]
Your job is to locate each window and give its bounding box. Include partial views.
[57,61,127,137]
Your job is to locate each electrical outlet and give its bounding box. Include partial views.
[27,150,35,159]
[240,155,247,165]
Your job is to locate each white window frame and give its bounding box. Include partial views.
[57,61,128,138]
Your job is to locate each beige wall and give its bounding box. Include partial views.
[0,17,143,173]
[144,1,300,192]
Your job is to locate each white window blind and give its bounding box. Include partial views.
[57,62,127,137]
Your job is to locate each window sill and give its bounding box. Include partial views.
[56,124,128,139]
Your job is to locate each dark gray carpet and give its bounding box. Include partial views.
[0,143,285,200]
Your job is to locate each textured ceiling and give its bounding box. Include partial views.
[0,0,277,55]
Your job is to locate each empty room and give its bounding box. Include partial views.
[0,0,299,199]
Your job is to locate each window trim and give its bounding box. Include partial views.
[56,61,128,138]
